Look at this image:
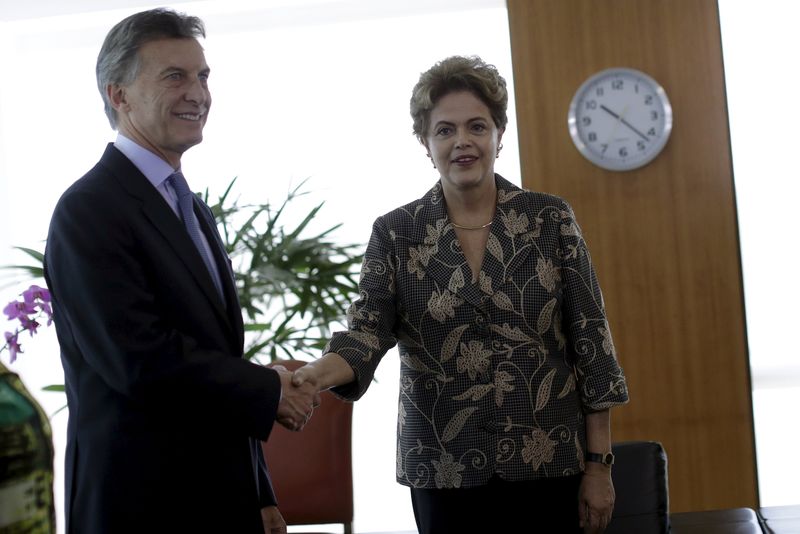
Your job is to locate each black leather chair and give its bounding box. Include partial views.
[671,507,763,533]
[607,440,670,534]
[607,440,763,534]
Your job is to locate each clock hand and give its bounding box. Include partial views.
[600,103,626,149]
[600,104,649,142]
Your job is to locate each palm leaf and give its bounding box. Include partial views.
[4,177,364,381]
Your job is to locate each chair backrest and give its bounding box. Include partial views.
[607,440,670,534]
[261,359,354,534]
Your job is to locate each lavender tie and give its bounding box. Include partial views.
[168,171,224,299]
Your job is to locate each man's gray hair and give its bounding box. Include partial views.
[96,8,205,129]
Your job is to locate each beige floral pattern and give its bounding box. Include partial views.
[501,208,529,236]
[494,370,515,407]
[522,429,558,471]
[407,244,432,280]
[327,175,628,489]
[398,398,407,434]
[427,289,463,322]
[599,326,615,358]
[536,257,560,293]
[433,453,466,489]
[456,340,491,380]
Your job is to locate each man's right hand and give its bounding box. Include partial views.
[272,365,320,431]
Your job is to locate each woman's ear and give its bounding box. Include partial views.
[495,127,506,159]
[418,136,431,155]
[419,136,436,168]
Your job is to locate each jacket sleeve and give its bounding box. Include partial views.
[327,216,399,401]
[557,198,629,412]
[255,438,277,507]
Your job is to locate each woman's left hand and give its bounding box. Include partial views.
[579,468,615,533]
[261,505,287,534]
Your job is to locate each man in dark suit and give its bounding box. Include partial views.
[43,8,317,534]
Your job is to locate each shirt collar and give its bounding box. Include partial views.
[114,134,177,188]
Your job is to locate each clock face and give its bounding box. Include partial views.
[568,68,673,171]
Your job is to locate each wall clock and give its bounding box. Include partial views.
[567,67,673,171]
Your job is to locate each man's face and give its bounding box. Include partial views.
[112,37,211,167]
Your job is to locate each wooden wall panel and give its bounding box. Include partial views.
[506,0,757,512]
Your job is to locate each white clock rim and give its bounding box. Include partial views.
[567,67,673,172]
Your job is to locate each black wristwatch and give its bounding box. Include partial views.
[586,451,615,467]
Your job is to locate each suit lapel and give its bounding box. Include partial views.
[100,145,238,342]
[408,176,535,310]
[483,175,535,283]
[140,199,226,310]
[405,182,484,309]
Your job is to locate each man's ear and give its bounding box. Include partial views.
[107,84,127,112]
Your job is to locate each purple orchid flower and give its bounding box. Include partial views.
[4,332,22,363]
[39,301,54,325]
[3,285,55,363]
[19,317,40,336]
[23,285,51,304]
[3,299,37,321]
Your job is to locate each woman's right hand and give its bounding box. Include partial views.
[291,364,319,388]
[292,352,355,390]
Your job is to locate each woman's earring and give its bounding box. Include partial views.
[496,143,504,159]
[427,153,436,169]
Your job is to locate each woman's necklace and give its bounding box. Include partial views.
[447,186,497,230]
[450,219,493,230]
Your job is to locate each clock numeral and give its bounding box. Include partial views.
[651,110,659,120]
[619,147,629,158]
[582,117,592,126]
[637,141,646,151]
[595,87,604,97]
[585,100,597,110]
[645,95,653,105]
[587,132,598,142]
[648,127,656,136]
[635,83,640,94]
[601,144,609,155]
[612,80,624,90]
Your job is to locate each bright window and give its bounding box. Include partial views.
[718,0,800,507]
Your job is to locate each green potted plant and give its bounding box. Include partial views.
[2,178,363,373]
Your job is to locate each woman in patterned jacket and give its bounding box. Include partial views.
[292,55,628,534]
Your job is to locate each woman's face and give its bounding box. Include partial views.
[423,90,504,193]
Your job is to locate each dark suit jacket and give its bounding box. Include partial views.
[44,144,281,534]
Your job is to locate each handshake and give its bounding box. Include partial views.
[272,363,322,431]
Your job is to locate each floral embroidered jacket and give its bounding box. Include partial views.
[328,174,628,489]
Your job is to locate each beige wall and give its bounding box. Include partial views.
[506,0,757,512]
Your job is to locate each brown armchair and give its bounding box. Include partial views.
[261,359,354,534]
